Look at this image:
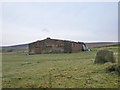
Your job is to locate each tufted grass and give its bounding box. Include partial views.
[2,45,119,88]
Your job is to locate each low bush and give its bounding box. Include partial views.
[106,63,120,75]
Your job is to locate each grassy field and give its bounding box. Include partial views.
[2,45,119,88]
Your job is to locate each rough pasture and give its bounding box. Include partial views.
[2,45,119,88]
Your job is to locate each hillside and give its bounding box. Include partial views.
[2,44,28,49]
[86,42,118,48]
[1,42,118,49]
[1,44,28,53]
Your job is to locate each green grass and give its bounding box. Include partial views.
[2,45,119,88]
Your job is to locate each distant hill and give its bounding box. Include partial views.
[2,44,28,49]
[1,44,28,53]
[1,42,118,53]
[86,42,118,48]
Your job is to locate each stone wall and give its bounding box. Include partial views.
[29,38,85,54]
[71,42,82,52]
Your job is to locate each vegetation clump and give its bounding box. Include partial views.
[106,63,120,75]
[94,50,115,64]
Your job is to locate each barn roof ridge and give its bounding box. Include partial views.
[29,37,84,44]
[44,38,84,44]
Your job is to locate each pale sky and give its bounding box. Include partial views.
[0,2,118,46]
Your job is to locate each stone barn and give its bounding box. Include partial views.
[28,37,88,54]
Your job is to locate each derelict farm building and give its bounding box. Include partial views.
[28,38,88,54]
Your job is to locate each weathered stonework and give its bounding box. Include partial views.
[29,38,88,54]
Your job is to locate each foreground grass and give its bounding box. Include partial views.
[2,46,119,88]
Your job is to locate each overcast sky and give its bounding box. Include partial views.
[0,2,118,46]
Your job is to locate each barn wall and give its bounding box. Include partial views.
[71,43,82,52]
[29,43,36,54]
[64,42,72,53]
[41,39,64,53]
[29,39,65,54]
[29,38,86,54]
